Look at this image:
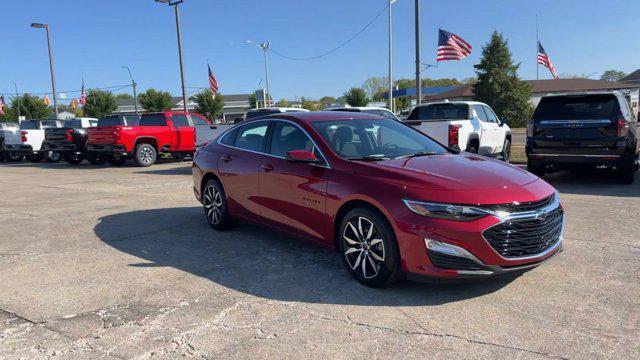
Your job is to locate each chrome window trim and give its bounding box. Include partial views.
[215,119,331,169]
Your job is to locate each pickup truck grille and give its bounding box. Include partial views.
[482,207,563,258]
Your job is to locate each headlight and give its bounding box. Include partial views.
[403,199,490,221]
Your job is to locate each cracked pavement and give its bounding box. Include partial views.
[0,160,638,359]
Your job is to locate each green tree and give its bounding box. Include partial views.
[84,89,117,118]
[8,94,52,120]
[275,98,291,107]
[600,70,627,82]
[248,93,257,108]
[300,97,320,111]
[362,77,388,99]
[194,90,224,121]
[138,88,173,112]
[115,93,134,100]
[472,31,533,127]
[0,100,16,122]
[343,88,368,107]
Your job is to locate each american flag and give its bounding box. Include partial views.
[79,81,87,106]
[208,65,219,96]
[537,42,559,79]
[437,29,472,61]
[0,95,5,116]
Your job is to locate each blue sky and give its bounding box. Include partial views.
[1,0,639,102]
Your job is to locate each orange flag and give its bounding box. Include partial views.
[44,95,51,106]
[71,99,78,109]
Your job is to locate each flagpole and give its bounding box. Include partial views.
[536,14,539,80]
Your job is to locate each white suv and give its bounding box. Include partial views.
[406,101,512,161]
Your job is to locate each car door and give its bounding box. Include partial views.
[258,120,330,241]
[483,106,505,154]
[217,121,270,219]
[473,105,498,155]
[171,114,195,152]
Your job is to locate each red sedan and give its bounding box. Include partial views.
[192,112,564,287]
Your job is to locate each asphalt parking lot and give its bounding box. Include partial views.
[0,160,638,359]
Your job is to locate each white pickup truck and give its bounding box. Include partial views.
[2,119,64,162]
[405,101,512,161]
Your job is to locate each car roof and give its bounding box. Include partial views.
[247,107,310,112]
[328,106,392,111]
[417,101,486,107]
[253,110,386,123]
[540,91,622,98]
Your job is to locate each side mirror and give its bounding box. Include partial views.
[209,125,218,129]
[285,150,318,163]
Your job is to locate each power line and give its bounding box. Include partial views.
[270,5,388,61]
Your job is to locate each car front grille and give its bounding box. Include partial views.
[482,207,564,258]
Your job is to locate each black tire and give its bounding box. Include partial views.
[501,139,511,162]
[134,143,157,167]
[338,207,403,287]
[63,152,84,165]
[86,152,106,165]
[46,151,61,163]
[0,151,5,162]
[6,152,23,162]
[26,153,43,163]
[106,154,126,166]
[617,155,636,184]
[202,179,236,230]
[527,160,545,177]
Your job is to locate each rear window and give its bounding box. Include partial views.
[41,121,60,128]
[20,121,39,130]
[533,95,621,121]
[98,116,123,127]
[246,109,279,120]
[408,104,470,121]
[64,120,82,129]
[140,114,168,126]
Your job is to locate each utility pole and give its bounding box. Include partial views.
[245,40,272,107]
[13,81,20,119]
[414,0,422,105]
[388,0,396,112]
[31,23,59,119]
[122,66,138,114]
[155,0,188,112]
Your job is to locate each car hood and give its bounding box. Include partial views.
[355,153,539,191]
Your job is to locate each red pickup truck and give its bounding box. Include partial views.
[87,112,213,167]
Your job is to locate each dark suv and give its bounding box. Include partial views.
[526,92,639,183]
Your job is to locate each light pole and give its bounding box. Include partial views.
[13,81,20,119]
[121,66,138,114]
[388,0,397,113]
[245,40,271,107]
[155,0,188,112]
[414,0,422,105]
[31,22,59,119]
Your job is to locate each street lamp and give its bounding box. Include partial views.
[155,0,188,112]
[31,22,59,119]
[388,0,398,112]
[245,40,271,108]
[121,66,138,114]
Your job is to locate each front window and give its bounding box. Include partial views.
[269,122,323,161]
[312,118,447,160]
[408,104,470,121]
[171,114,191,127]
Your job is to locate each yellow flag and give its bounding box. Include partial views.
[44,95,51,106]
[71,99,78,109]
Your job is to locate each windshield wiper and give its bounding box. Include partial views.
[396,151,442,159]
[346,155,391,161]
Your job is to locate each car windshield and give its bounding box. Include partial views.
[407,104,470,121]
[41,120,60,128]
[533,95,621,120]
[312,118,447,160]
[64,120,82,129]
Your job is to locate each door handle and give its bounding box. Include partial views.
[261,164,274,172]
[221,155,232,162]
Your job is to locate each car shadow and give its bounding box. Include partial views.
[135,163,193,176]
[0,157,188,169]
[94,206,519,306]
[542,168,640,197]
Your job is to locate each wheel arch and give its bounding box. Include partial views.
[134,137,159,151]
[200,172,222,202]
[332,198,395,250]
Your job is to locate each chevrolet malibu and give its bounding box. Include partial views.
[192,112,564,287]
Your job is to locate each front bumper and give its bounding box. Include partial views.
[396,194,564,280]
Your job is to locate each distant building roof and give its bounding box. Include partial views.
[425,78,639,101]
[621,69,640,82]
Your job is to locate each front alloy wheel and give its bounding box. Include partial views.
[339,208,402,287]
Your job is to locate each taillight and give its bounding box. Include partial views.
[113,127,122,139]
[617,117,629,137]
[65,129,73,141]
[21,131,27,143]
[448,124,461,147]
[526,119,535,137]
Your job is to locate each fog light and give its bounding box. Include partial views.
[425,239,479,260]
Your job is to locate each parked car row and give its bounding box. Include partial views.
[1,112,233,167]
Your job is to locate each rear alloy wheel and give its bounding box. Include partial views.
[106,154,126,166]
[501,139,511,162]
[6,152,24,162]
[26,153,43,163]
[339,208,402,287]
[63,152,84,165]
[86,152,106,165]
[46,151,61,163]
[203,179,236,230]
[135,143,157,167]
